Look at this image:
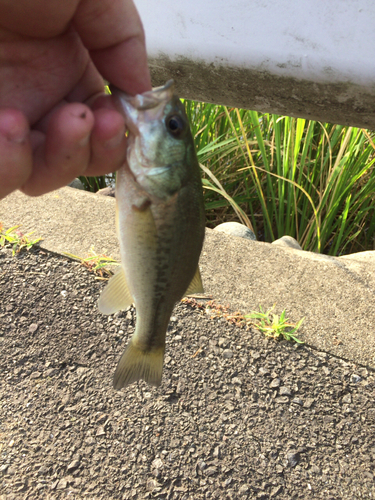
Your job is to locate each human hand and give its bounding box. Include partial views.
[0,0,151,199]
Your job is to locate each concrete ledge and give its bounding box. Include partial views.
[1,187,375,369]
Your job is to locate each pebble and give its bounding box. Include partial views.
[232,377,242,385]
[342,394,352,404]
[310,464,320,474]
[198,461,207,471]
[238,484,250,495]
[279,386,292,396]
[214,222,257,241]
[146,478,159,491]
[176,381,185,393]
[350,374,361,384]
[287,451,300,467]
[16,482,26,492]
[96,414,108,424]
[68,178,85,190]
[270,378,281,388]
[29,371,42,380]
[223,349,233,359]
[303,398,315,408]
[258,367,270,376]
[28,323,38,333]
[205,466,218,476]
[270,485,283,497]
[218,337,228,347]
[67,460,80,471]
[152,458,163,469]
[56,478,68,490]
[272,235,302,250]
[45,368,57,377]
[292,397,303,406]
[152,468,161,478]
[275,396,290,404]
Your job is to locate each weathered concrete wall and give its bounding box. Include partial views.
[135,0,375,129]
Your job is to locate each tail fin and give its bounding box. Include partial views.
[113,338,164,389]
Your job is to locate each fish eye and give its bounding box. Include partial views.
[166,114,185,137]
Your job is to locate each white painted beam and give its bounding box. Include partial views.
[135,0,375,128]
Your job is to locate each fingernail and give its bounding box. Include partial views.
[0,115,28,144]
[105,128,126,150]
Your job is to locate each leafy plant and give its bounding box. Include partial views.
[63,246,120,279]
[0,223,42,255]
[247,305,304,343]
[185,100,375,255]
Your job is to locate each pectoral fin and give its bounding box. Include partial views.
[98,267,133,315]
[184,266,204,296]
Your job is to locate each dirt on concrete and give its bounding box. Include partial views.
[1,247,375,499]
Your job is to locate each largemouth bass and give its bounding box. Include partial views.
[98,80,205,389]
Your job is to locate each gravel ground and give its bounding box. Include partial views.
[1,248,375,500]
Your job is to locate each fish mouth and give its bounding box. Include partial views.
[109,80,174,110]
[109,80,175,135]
[131,80,175,110]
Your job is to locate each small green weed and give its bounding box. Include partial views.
[247,305,304,343]
[0,223,42,255]
[63,246,120,279]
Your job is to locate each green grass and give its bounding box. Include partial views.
[186,101,375,255]
[194,299,304,344]
[63,246,120,279]
[247,305,304,344]
[0,223,42,255]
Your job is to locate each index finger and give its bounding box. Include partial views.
[73,0,151,95]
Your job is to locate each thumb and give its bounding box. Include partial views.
[73,0,151,95]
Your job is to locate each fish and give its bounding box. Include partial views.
[98,80,206,389]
